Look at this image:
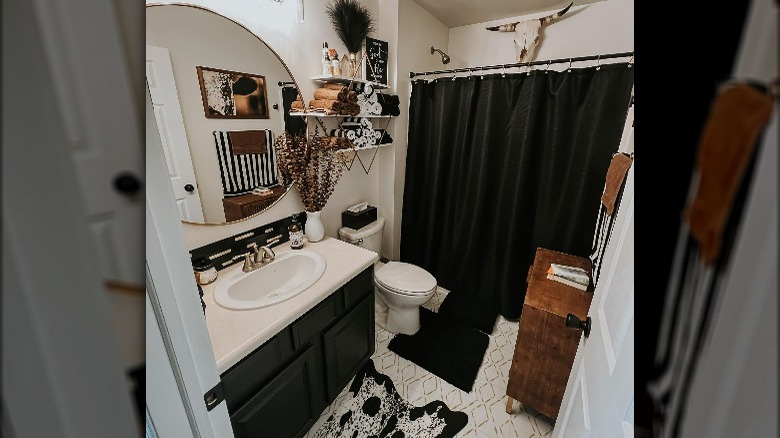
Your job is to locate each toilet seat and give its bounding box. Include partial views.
[375,262,437,296]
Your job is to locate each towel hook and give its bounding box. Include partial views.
[596,54,601,70]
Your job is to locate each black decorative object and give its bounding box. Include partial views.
[310,359,467,438]
[387,308,489,393]
[342,205,377,230]
[189,212,307,271]
[364,37,388,85]
[324,0,375,54]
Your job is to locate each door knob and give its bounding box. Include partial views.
[184,184,195,192]
[566,314,591,338]
[113,172,142,196]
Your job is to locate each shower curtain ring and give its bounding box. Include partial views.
[567,58,573,72]
[596,54,601,70]
[545,60,551,74]
[526,61,532,75]
[502,64,506,77]
[628,54,634,68]
[480,67,485,80]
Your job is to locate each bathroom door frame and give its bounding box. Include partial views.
[146,86,236,437]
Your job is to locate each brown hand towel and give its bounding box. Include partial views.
[228,130,267,155]
[346,90,358,103]
[684,83,774,263]
[308,99,343,112]
[601,153,633,215]
[313,88,344,101]
[291,100,305,111]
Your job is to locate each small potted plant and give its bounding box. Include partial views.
[275,128,349,242]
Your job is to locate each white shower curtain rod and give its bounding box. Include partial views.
[408,51,634,78]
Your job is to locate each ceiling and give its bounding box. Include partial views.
[412,0,600,28]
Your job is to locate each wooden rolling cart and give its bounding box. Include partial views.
[505,247,594,420]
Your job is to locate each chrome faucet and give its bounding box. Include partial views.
[242,243,276,273]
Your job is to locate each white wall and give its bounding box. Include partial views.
[382,0,450,259]
[147,6,294,223]
[448,0,633,70]
[147,0,384,250]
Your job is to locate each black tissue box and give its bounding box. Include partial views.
[342,205,377,230]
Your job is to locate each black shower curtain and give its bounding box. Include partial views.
[400,64,633,320]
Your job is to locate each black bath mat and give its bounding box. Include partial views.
[437,293,498,334]
[388,308,489,393]
[310,359,467,438]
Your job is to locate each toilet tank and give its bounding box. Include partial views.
[338,216,385,255]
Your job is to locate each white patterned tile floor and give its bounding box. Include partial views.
[306,287,555,438]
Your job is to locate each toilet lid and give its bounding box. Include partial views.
[375,262,437,295]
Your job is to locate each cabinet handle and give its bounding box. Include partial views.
[565,314,591,338]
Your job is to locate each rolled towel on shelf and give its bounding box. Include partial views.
[313,88,344,101]
[308,99,342,115]
[290,100,305,111]
[324,83,347,91]
[341,102,361,116]
[375,129,394,144]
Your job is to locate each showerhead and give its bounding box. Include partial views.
[431,46,450,64]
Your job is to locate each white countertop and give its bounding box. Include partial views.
[201,236,379,374]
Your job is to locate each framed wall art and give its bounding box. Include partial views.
[196,66,270,119]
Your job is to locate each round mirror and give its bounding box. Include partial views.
[146,4,304,225]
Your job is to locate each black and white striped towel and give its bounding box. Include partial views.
[213,130,278,196]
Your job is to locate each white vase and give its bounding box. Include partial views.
[305,211,325,242]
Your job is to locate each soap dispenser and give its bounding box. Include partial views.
[289,214,304,250]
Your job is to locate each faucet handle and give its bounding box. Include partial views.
[242,253,254,272]
[260,245,276,263]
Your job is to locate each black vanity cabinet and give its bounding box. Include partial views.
[221,266,375,438]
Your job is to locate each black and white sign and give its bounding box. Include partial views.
[364,37,388,86]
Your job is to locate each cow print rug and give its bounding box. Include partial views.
[310,359,468,438]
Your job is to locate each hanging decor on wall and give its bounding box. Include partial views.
[325,0,375,79]
[486,2,574,63]
[196,66,270,119]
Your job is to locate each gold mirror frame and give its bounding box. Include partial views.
[146,2,301,226]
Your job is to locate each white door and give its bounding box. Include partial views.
[554,167,635,438]
[146,44,205,222]
[30,0,145,285]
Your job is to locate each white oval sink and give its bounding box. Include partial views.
[213,249,326,310]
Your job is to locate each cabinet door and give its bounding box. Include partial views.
[323,293,375,400]
[230,345,318,438]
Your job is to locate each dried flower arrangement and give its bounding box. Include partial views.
[275,127,349,212]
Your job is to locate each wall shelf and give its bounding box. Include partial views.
[310,75,389,90]
[335,143,393,153]
[290,112,391,118]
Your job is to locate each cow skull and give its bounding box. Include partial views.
[486,2,573,63]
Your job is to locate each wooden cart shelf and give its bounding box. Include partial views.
[505,247,594,420]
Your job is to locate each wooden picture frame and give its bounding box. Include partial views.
[196,66,270,119]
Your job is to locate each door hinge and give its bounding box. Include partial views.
[203,381,225,411]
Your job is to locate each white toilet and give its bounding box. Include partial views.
[339,216,437,335]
